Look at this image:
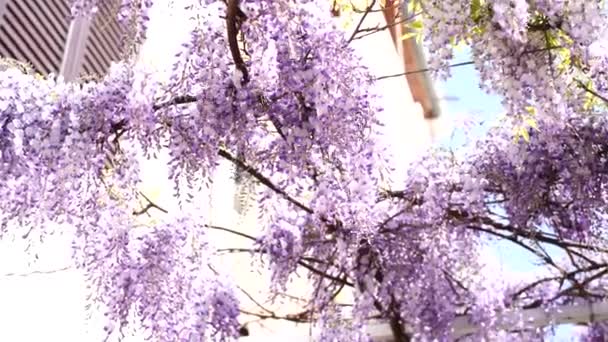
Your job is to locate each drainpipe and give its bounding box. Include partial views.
[0,0,8,24]
[0,1,7,70]
[60,15,92,81]
[382,1,441,120]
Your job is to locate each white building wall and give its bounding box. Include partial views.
[142,2,435,338]
[0,2,436,341]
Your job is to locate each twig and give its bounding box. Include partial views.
[351,12,423,41]
[479,216,608,253]
[237,286,276,315]
[347,0,376,43]
[2,266,71,277]
[206,224,257,241]
[133,191,169,216]
[239,308,312,323]
[374,45,564,81]
[375,61,475,81]
[578,80,608,104]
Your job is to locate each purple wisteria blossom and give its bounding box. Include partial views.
[2,0,608,341]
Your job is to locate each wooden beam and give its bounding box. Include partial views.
[381,1,440,119]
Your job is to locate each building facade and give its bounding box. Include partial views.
[0,0,122,79]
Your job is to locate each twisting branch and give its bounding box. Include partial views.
[226,0,249,84]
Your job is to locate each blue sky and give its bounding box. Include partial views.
[434,50,502,148]
[433,47,579,340]
[433,48,539,270]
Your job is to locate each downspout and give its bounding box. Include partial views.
[0,0,9,25]
[382,1,441,120]
[60,15,92,81]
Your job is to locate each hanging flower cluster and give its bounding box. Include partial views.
[2,0,608,340]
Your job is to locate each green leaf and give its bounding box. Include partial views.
[520,127,530,142]
[471,26,484,35]
[544,31,559,48]
[407,0,421,13]
[471,0,485,23]
[409,20,423,30]
[400,32,419,41]
[525,117,539,131]
[524,106,537,116]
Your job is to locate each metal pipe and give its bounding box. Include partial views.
[400,2,441,119]
[60,15,92,81]
[0,0,9,26]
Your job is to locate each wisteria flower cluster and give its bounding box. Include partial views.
[421,0,607,121]
[2,0,608,341]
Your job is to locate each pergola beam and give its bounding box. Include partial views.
[240,301,608,341]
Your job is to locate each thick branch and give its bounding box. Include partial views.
[152,95,198,111]
[479,216,608,253]
[218,149,313,214]
[226,0,249,84]
[239,308,311,324]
